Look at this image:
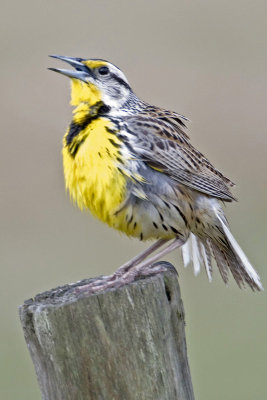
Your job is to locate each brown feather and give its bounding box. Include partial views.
[124,107,236,202]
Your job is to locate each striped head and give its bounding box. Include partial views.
[49,55,133,111]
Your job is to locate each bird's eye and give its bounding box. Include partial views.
[98,66,110,76]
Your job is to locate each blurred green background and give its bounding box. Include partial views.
[1,1,266,399]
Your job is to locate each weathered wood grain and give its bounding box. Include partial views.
[19,262,194,400]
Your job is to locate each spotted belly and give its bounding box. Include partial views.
[113,191,191,242]
[63,117,192,241]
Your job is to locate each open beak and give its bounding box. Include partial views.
[48,55,93,82]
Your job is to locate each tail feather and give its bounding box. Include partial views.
[200,240,212,282]
[182,235,205,277]
[181,218,263,291]
[209,240,229,285]
[191,234,201,276]
[216,213,263,290]
[216,213,263,291]
[182,235,213,281]
[182,239,191,268]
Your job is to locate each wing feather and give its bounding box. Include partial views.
[123,108,235,201]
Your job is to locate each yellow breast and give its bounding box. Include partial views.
[62,117,127,226]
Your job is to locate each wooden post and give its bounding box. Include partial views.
[19,262,195,400]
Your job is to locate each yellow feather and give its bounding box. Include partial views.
[83,60,108,69]
[70,79,101,107]
[62,70,147,238]
[63,118,126,227]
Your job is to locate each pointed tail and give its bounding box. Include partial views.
[182,212,263,291]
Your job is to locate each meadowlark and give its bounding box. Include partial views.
[49,55,262,292]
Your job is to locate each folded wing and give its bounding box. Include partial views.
[123,108,235,202]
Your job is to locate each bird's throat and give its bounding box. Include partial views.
[70,78,102,107]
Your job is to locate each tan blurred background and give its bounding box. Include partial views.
[1,0,266,399]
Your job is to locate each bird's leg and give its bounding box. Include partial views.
[120,238,185,282]
[76,238,184,293]
[81,239,168,289]
[112,238,168,278]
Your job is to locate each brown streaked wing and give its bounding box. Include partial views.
[124,109,236,201]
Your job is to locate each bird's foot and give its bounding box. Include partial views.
[75,262,171,294]
[75,238,184,294]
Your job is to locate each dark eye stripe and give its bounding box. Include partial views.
[110,73,132,91]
